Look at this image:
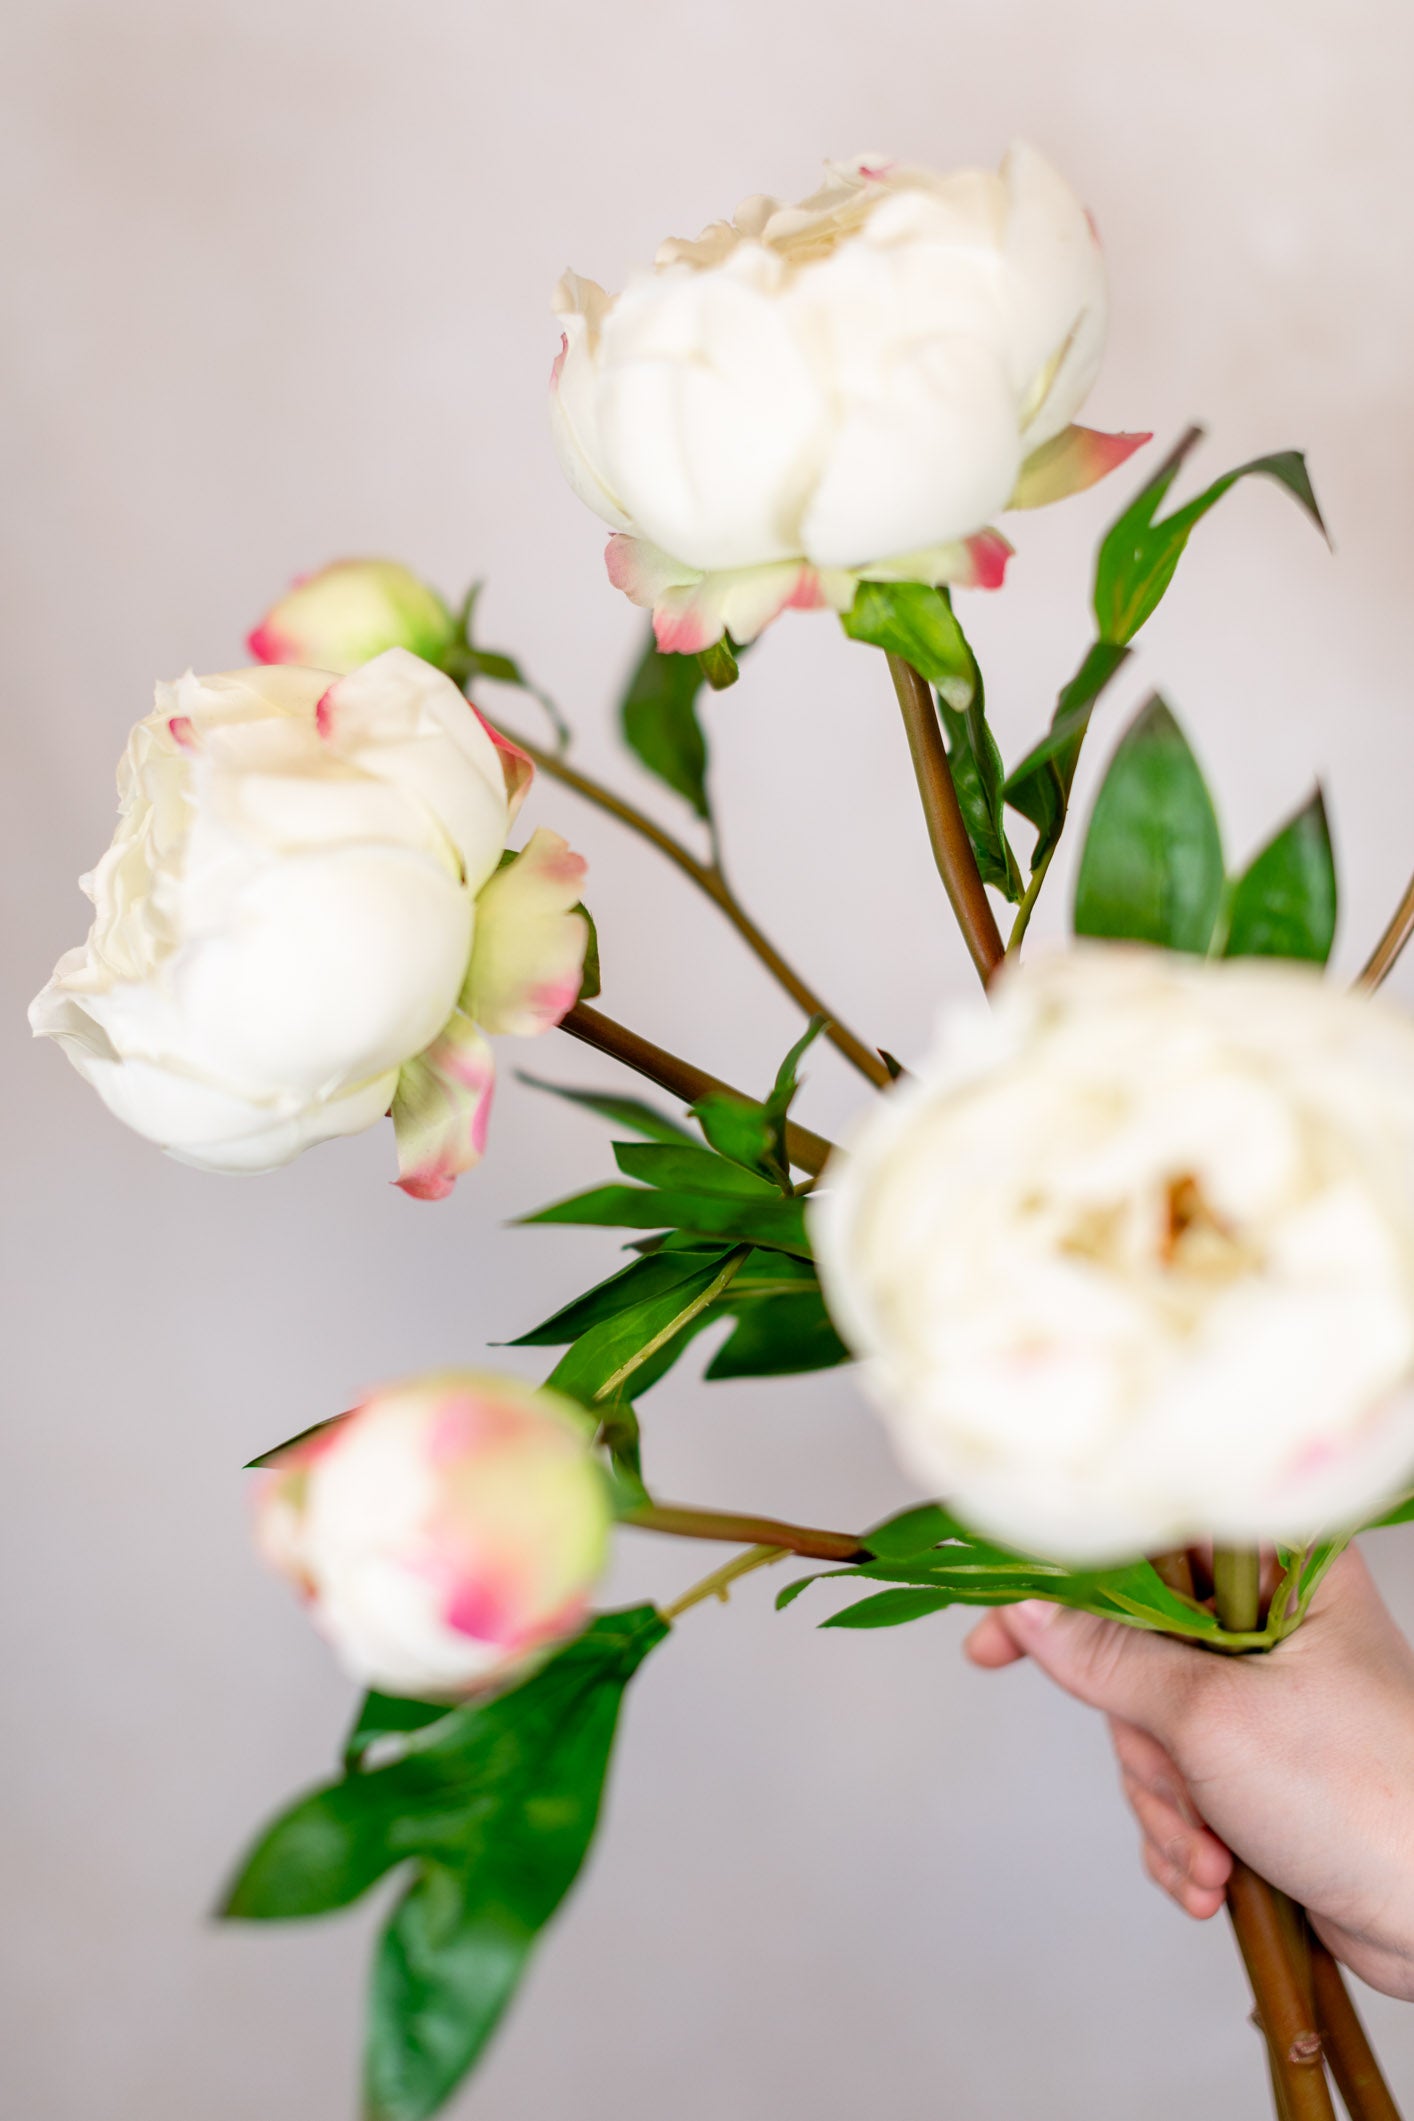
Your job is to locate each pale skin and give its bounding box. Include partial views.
[964,1547,1414,2000]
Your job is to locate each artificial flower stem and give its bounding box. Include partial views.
[1308,1928,1404,2121]
[1226,1863,1335,2121]
[559,1002,835,1176]
[1357,865,1414,991]
[1005,841,1057,958]
[1213,1546,1263,1634]
[661,1544,788,1623]
[887,655,1005,987]
[494,722,892,1088]
[627,1501,865,1564]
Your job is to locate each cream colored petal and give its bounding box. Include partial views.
[463,828,589,1038]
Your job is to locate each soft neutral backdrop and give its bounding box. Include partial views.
[6,2,1414,2114]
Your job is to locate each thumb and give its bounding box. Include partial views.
[999,1599,1212,1745]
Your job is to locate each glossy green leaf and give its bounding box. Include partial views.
[245,1412,346,1470]
[544,1252,737,1405]
[691,1016,826,1190]
[822,1587,961,1630]
[1002,640,1131,867]
[1094,438,1326,648]
[619,628,713,820]
[612,1140,779,1199]
[861,1502,979,1560]
[939,690,1025,902]
[1367,1491,1414,1530]
[704,1287,850,1379]
[344,1696,459,1772]
[515,1075,693,1145]
[1221,789,1336,965]
[1074,696,1226,953]
[226,1611,666,2121]
[510,1250,722,1349]
[524,1183,812,1258]
[840,580,975,707]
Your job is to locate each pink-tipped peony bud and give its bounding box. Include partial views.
[254,1372,612,1698]
[248,559,458,675]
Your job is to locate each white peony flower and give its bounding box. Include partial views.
[30,649,588,1194]
[812,947,1414,1563]
[551,143,1147,653]
[255,1372,611,1698]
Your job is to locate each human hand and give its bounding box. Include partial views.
[964,1546,1414,1999]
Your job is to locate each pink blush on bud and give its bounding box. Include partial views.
[247,621,299,665]
[167,716,196,750]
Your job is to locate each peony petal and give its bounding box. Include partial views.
[463,828,589,1037]
[470,706,535,820]
[391,1014,496,1201]
[606,534,852,649]
[1009,425,1152,511]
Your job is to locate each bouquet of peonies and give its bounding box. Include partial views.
[33,143,1414,2119]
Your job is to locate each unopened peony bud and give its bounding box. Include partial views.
[813,947,1414,1564]
[255,1373,612,1697]
[248,560,458,675]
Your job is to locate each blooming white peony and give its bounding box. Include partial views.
[30,649,588,1195]
[812,948,1414,1563]
[256,1372,611,1697]
[551,142,1147,653]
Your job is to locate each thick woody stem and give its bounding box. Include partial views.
[1226,1864,1335,2121]
[559,1002,835,1177]
[498,724,892,1088]
[1213,1546,1263,1634]
[1308,1931,1404,2121]
[887,655,1005,987]
[626,1500,865,1564]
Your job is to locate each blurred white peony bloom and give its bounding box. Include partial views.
[247,558,458,675]
[30,650,587,1194]
[812,948,1414,1563]
[256,1373,611,1697]
[551,143,1146,652]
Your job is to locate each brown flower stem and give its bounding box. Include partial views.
[887,654,1005,988]
[1309,1931,1404,2120]
[1357,866,1414,991]
[625,1500,866,1565]
[1226,1863,1335,2120]
[496,723,892,1088]
[559,1001,835,1177]
[1151,1549,1197,1599]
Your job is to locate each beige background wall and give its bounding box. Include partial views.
[6,1,1414,2112]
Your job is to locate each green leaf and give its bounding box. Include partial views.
[822,1587,968,1630]
[704,1287,850,1379]
[690,1016,827,1191]
[523,1184,812,1259]
[1002,640,1131,867]
[344,1696,460,1772]
[939,690,1025,902]
[1221,789,1337,965]
[544,1252,737,1405]
[225,1610,667,2121]
[509,1249,723,1349]
[619,628,713,820]
[841,581,975,707]
[244,1412,346,1470]
[1094,434,1327,649]
[696,638,740,690]
[612,1140,779,1199]
[1367,1491,1414,1529]
[515,1075,693,1145]
[1073,696,1226,953]
[861,1502,979,1560]
[596,1400,647,1507]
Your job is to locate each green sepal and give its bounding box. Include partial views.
[1221,788,1337,965]
[840,580,975,706]
[696,638,740,690]
[1073,696,1226,953]
[575,903,601,1002]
